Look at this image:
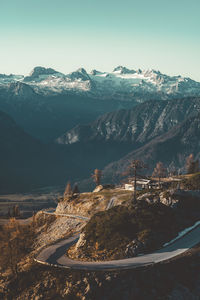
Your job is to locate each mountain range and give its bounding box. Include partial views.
[0,82,133,142]
[56,97,200,146]
[57,97,200,189]
[0,110,133,193]
[1,66,200,102]
[0,66,200,192]
[101,111,200,185]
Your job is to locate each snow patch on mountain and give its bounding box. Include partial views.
[0,66,199,100]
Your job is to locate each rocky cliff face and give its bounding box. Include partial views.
[100,112,200,184]
[56,97,200,145]
[56,189,132,217]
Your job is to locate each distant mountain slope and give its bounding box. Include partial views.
[0,86,133,142]
[0,110,133,193]
[0,66,200,142]
[101,113,200,183]
[56,97,200,147]
[1,100,200,193]
[0,110,46,192]
[0,110,80,192]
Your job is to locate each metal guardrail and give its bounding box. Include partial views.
[41,210,89,221]
[106,197,116,210]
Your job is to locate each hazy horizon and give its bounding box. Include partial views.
[1,0,200,80]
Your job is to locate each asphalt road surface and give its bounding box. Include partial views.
[35,224,200,271]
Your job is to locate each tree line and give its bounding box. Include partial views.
[63,153,199,201]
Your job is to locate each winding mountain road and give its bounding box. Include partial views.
[35,224,200,271]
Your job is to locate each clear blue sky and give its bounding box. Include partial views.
[0,0,200,80]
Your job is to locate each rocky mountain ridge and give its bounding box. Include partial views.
[56,97,200,145]
[101,112,200,183]
[0,109,135,193]
[0,90,133,142]
[0,66,200,102]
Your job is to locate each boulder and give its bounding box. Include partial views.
[159,190,179,207]
[93,184,115,193]
[125,239,144,258]
[93,185,104,193]
[137,193,159,204]
[74,233,87,252]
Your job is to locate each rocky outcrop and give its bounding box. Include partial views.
[93,185,115,193]
[101,112,200,182]
[56,97,200,146]
[159,190,180,208]
[24,66,61,82]
[160,189,200,207]
[124,239,144,258]
[72,233,88,259]
[55,193,108,217]
[93,185,104,193]
[137,192,160,204]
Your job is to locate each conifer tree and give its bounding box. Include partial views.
[14,205,20,217]
[72,183,80,195]
[123,160,147,204]
[7,208,11,218]
[64,182,72,197]
[186,154,200,174]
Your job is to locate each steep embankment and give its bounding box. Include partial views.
[101,112,200,184]
[0,82,135,142]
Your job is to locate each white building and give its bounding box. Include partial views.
[124,179,151,191]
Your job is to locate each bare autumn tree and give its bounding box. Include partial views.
[195,159,200,173]
[186,154,194,174]
[64,182,72,197]
[186,154,199,174]
[123,160,147,204]
[0,218,35,278]
[14,205,20,218]
[7,207,11,218]
[91,169,102,186]
[152,162,167,188]
[12,206,16,217]
[72,183,80,195]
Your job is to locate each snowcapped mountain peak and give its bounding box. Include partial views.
[68,68,90,81]
[24,66,64,83]
[0,74,23,84]
[90,69,104,76]
[76,68,88,75]
[143,69,160,76]
[0,65,199,102]
[29,66,59,77]
[113,66,136,74]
